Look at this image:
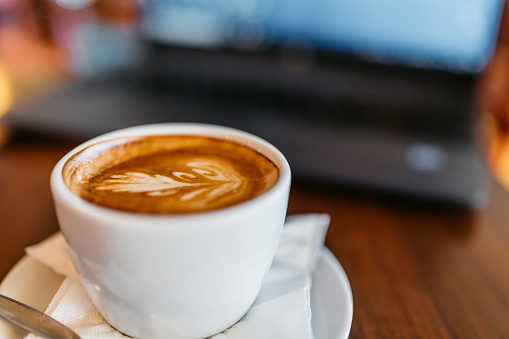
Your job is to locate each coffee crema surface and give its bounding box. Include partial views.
[63,135,279,214]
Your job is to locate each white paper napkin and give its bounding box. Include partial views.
[24,214,330,339]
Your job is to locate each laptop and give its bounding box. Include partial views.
[6,0,505,206]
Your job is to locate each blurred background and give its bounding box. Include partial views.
[0,0,507,207]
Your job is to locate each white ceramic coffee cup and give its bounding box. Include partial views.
[50,123,291,339]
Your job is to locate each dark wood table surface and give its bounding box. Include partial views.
[2,132,509,338]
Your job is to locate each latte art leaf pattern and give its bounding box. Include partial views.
[96,161,244,202]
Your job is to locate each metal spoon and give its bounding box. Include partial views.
[0,294,80,339]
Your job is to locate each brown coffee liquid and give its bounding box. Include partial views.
[63,135,279,214]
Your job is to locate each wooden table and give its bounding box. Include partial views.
[2,132,509,338]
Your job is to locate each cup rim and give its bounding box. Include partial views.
[50,123,291,227]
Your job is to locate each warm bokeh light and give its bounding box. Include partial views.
[0,22,67,107]
[484,112,509,190]
[0,64,14,118]
[478,38,509,192]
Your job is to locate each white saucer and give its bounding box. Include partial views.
[311,248,353,339]
[0,248,352,339]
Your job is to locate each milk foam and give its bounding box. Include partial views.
[96,160,244,205]
[64,135,279,214]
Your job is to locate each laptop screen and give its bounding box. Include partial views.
[140,0,504,73]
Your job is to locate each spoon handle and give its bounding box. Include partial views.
[0,294,80,339]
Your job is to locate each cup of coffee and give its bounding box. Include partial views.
[50,123,291,339]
